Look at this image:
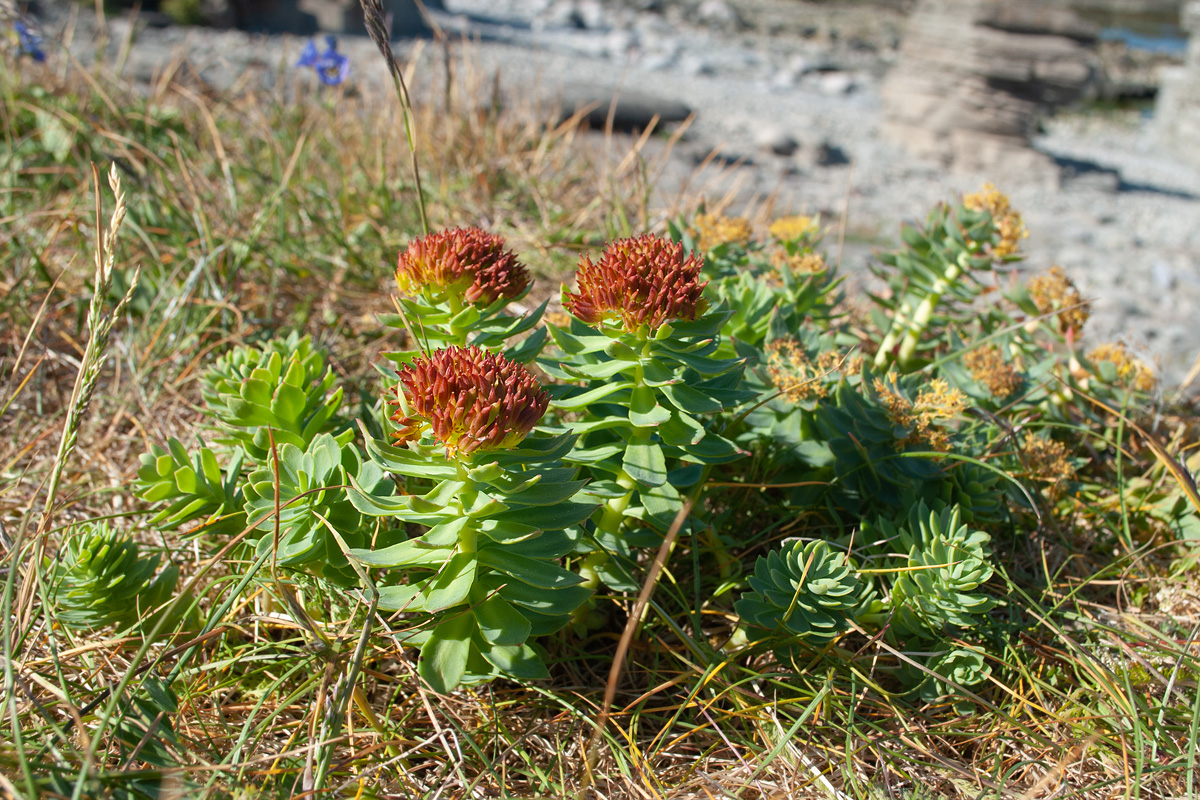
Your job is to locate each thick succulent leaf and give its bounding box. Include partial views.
[473,594,531,646]
[419,613,475,693]
[623,441,667,487]
[477,548,585,589]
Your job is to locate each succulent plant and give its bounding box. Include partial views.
[883,503,996,639]
[241,432,394,585]
[351,347,595,692]
[735,539,865,645]
[872,186,1025,372]
[201,333,347,463]
[381,228,547,364]
[136,437,245,535]
[51,523,181,631]
[914,644,992,705]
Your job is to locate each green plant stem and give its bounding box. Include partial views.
[873,299,915,370]
[894,253,967,370]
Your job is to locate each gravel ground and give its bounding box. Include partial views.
[56,0,1200,389]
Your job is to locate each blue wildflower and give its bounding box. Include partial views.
[14,21,47,62]
[296,35,349,87]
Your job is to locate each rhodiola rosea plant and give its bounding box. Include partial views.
[129,184,1178,712]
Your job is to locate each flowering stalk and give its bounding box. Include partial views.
[892,251,968,369]
[871,189,1024,372]
[383,228,546,364]
[351,346,595,692]
[547,235,750,593]
[358,0,428,234]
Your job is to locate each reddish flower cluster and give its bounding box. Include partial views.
[395,228,530,306]
[564,235,709,333]
[391,346,549,457]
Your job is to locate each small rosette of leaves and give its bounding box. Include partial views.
[735,539,865,645]
[136,437,245,535]
[242,432,394,585]
[382,227,546,362]
[904,644,992,707]
[877,503,996,639]
[51,523,181,631]
[201,333,347,461]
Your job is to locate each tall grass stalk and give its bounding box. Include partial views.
[359,0,430,236]
[39,164,139,529]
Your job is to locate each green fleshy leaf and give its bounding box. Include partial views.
[476,640,548,681]
[659,383,724,414]
[473,594,531,647]
[476,549,585,589]
[623,440,667,487]
[423,552,477,612]
[419,613,475,693]
[629,385,671,427]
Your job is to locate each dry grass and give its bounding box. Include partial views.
[3,24,1200,800]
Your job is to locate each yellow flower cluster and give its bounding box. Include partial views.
[768,215,819,243]
[771,250,828,276]
[874,377,967,452]
[1087,342,1157,393]
[693,213,753,252]
[765,338,828,402]
[1027,266,1090,334]
[963,345,1021,398]
[1019,436,1074,500]
[963,183,1027,258]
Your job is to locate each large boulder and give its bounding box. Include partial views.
[880,0,1098,175]
[233,0,441,36]
[1155,1,1200,166]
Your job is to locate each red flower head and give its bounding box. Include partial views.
[391,346,550,457]
[563,234,709,333]
[395,228,530,306]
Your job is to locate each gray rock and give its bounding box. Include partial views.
[812,141,850,166]
[557,83,692,131]
[816,71,855,95]
[755,124,799,156]
[536,0,585,30]
[879,0,1097,174]
[696,0,741,31]
[235,0,439,36]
